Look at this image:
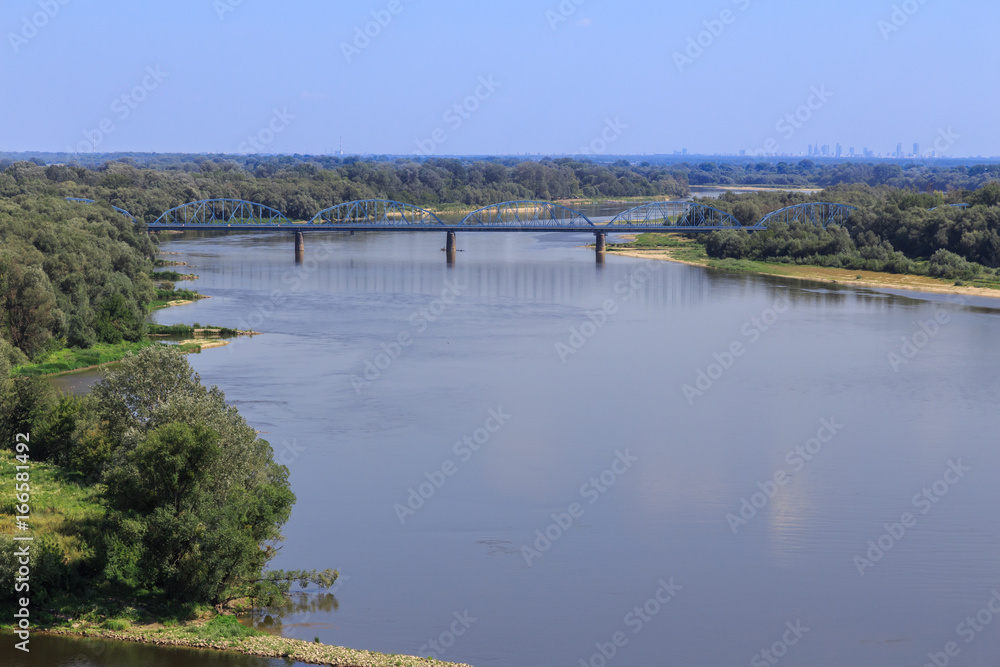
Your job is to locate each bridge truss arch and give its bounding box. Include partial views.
[755,203,857,229]
[309,200,445,227]
[607,201,742,229]
[928,203,970,212]
[459,201,593,228]
[66,197,137,222]
[151,199,290,226]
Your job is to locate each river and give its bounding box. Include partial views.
[13,221,1000,667]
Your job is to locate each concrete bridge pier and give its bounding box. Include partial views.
[295,231,305,263]
[446,231,457,265]
[595,232,607,263]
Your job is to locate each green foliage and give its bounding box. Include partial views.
[94,292,145,344]
[699,182,1000,278]
[927,249,982,280]
[0,450,106,607]
[147,323,241,337]
[184,614,262,640]
[11,340,152,377]
[95,347,295,605]
[0,193,155,358]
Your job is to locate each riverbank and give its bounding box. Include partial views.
[608,238,1000,300]
[32,624,475,667]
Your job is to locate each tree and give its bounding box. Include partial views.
[95,347,297,604]
[0,256,58,357]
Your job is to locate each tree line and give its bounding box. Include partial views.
[700,183,1000,279]
[1,157,689,224]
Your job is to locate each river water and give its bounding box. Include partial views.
[14,221,1000,667]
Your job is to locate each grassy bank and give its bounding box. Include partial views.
[0,451,472,667]
[609,234,1000,299]
[151,287,207,310]
[11,341,155,377]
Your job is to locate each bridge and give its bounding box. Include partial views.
[67,197,859,263]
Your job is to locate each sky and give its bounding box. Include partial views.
[2,0,998,158]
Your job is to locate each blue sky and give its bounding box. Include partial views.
[2,0,998,157]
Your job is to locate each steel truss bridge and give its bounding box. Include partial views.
[68,197,861,261]
[65,197,858,233]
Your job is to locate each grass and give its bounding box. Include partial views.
[612,232,688,249]
[0,450,104,577]
[151,287,205,310]
[147,323,242,337]
[11,341,154,377]
[184,614,260,641]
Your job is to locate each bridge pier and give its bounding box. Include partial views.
[295,231,305,264]
[446,231,457,265]
[595,232,607,263]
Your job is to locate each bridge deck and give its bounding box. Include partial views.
[147,225,741,233]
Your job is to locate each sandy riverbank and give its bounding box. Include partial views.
[611,247,1000,300]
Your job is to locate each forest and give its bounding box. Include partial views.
[698,183,1000,280]
[0,157,689,223]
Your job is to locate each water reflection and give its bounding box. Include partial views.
[0,632,301,667]
[242,592,341,635]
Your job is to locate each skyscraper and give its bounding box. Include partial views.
[913,143,920,157]
[896,143,903,158]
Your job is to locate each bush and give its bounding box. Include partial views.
[928,249,982,281]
